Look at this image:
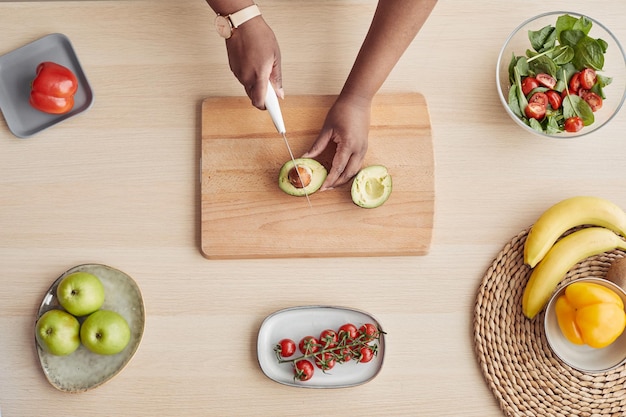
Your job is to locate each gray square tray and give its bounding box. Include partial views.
[0,33,93,138]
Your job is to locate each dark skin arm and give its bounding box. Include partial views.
[304,0,437,189]
[205,0,283,108]
[206,0,437,189]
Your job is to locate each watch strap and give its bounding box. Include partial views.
[229,4,261,28]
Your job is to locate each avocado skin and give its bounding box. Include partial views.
[278,158,327,197]
[351,165,392,208]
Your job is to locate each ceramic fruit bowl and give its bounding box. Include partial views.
[544,277,626,373]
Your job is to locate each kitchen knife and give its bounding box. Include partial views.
[265,81,312,207]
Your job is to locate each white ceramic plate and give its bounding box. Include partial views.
[544,277,626,373]
[35,264,145,392]
[257,306,385,388]
[0,33,93,138]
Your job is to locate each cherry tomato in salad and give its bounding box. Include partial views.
[294,359,315,381]
[580,90,603,112]
[564,116,584,132]
[338,323,358,341]
[299,336,320,355]
[525,102,546,120]
[569,72,582,92]
[358,323,379,342]
[356,346,375,363]
[521,76,540,95]
[580,68,597,90]
[545,90,562,109]
[319,329,338,349]
[314,352,336,371]
[561,88,578,99]
[536,73,557,89]
[528,92,548,106]
[275,338,296,358]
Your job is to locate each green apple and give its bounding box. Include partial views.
[56,271,105,316]
[36,309,81,356]
[80,310,131,355]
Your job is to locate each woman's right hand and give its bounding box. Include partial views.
[224,17,283,109]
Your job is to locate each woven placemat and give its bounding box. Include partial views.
[474,228,626,417]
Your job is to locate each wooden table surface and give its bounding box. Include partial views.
[1,1,625,416]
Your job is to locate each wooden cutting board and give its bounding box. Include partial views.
[200,93,434,259]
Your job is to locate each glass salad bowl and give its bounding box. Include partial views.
[496,11,626,138]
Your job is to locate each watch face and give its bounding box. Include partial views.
[215,15,233,39]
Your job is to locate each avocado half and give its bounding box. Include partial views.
[278,158,327,197]
[351,165,392,208]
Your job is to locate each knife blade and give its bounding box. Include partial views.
[265,81,312,208]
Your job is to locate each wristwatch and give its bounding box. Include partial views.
[215,4,261,39]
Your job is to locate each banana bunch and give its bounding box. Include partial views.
[522,196,626,319]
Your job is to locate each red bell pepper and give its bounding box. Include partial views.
[29,62,78,114]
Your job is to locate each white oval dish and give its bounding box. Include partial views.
[544,277,626,373]
[257,305,385,388]
[35,264,145,392]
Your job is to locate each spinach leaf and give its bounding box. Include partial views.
[560,29,585,48]
[529,117,544,132]
[529,55,558,77]
[573,16,593,35]
[562,94,595,126]
[529,25,556,52]
[597,73,613,87]
[592,73,613,99]
[507,67,529,119]
[556,14,579,36]
[556,14,591,39]
[545,116,561,134]
[574,36,605,70]
[550,45,575,65]
[509,56,529,84]
[556,63,578,85]
[507,86,524,118]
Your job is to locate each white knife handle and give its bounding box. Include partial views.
[265,80,286,134]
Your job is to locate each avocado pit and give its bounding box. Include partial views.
[278,158,327,197]
[288,165,312,188]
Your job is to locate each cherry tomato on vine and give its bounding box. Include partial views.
[275,338,296,358]
[338,323,358,341]
[564,116,583,132]
[333,346,353,363]
[521,76,540,95]
[299,336,320,355]
[358,323,379,342]
[545,90,562,109]
[314,352,336,371]
[536,73,557,89]
[294,360,314,381]
[357,347,375,363]
[319,329,338,349]
[580,68,597,89]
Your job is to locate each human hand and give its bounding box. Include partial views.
[302,94,371,190]
[224,17,283,108]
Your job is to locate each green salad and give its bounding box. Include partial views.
[507,14,613,134]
